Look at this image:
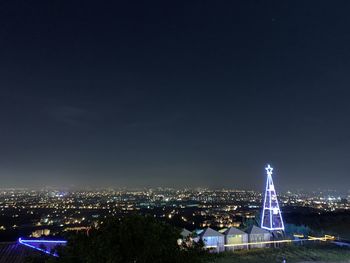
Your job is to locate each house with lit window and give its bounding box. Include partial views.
[246,225,271,249]
[223,227,248,251]
[199,227,225,252]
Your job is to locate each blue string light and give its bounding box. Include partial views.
[18,238,67,257]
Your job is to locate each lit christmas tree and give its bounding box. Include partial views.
[261,164,285,231]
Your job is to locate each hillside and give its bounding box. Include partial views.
[207,244,350,263]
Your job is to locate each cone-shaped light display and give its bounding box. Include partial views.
[261,164,285,231]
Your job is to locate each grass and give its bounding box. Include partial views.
[204,243,350,263]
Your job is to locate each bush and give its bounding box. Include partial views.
[56,215,205,263]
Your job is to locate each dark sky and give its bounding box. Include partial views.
[0,1,350,191]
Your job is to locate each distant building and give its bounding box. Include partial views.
[223,227,248,251]
[178,228,192,246]
[199,227,225,252]
[31,229,50,238]
[246,225,271,249]
[180,228,192,238]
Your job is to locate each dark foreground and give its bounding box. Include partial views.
[207,244,350,263]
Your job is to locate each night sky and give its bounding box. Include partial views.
[1,1,350,190]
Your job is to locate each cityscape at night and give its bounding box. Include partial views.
[1,0,350,262]
[0,186,349,238]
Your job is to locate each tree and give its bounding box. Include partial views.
[55,215,205,263]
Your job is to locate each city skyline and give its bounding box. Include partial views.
[1,1,350,190]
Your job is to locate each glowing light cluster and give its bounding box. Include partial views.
[261,164,285,231]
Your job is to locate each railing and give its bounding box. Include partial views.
[205,235,336,249]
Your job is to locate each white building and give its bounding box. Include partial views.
[199,227,225,252]
[223,227,248,251]
[247,225,271,249]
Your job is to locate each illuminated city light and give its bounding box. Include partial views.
[261,164,285,231]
